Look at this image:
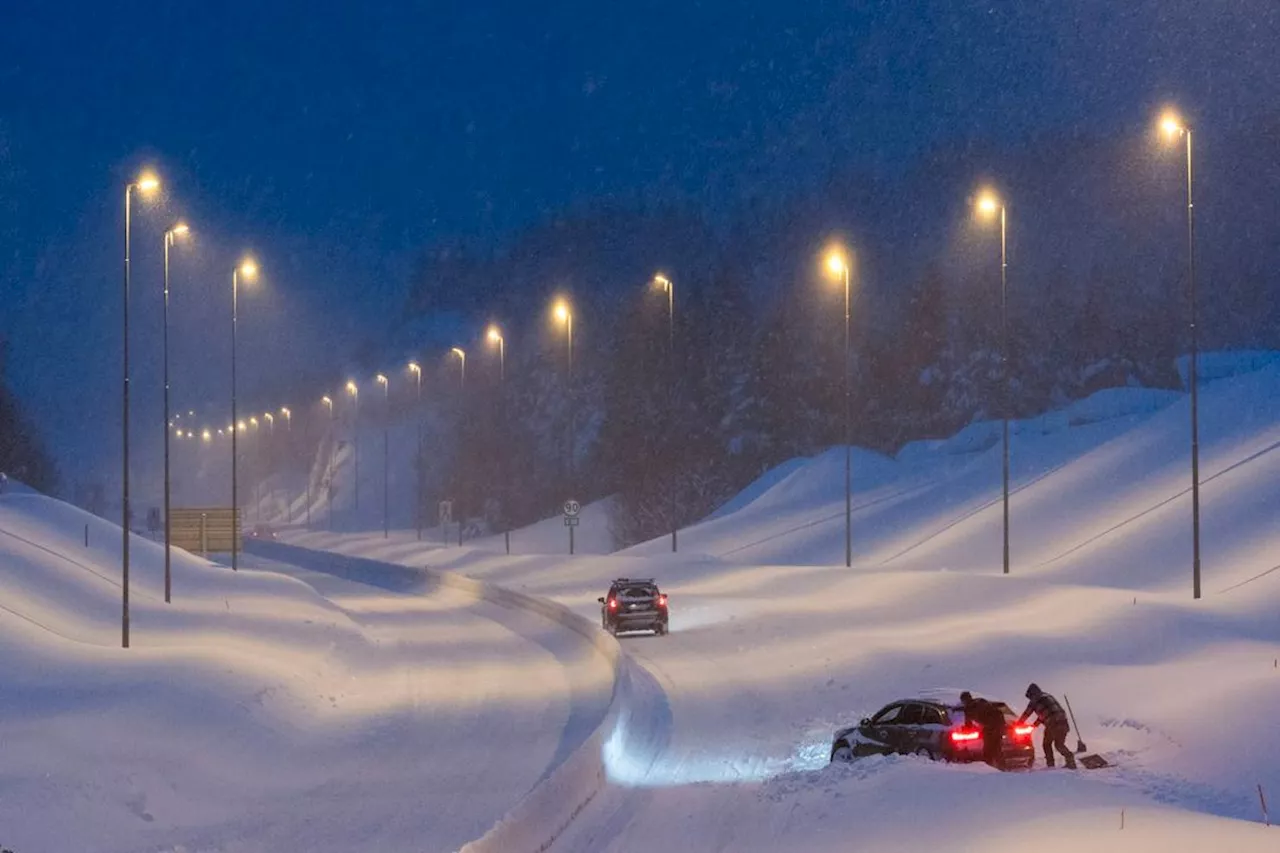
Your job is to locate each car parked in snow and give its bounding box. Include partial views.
[830,691,1035,769]
[598,578,669,636]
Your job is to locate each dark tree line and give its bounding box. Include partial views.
[0,338,58,494]
[377,122,1280,548]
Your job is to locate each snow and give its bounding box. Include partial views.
[6,354,1280,851]
[0,491,612,853]
[275,355,1280,851]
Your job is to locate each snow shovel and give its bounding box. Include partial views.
[1063,693,1087,754]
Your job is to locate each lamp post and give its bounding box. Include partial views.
[162,221,189,604]
[408,362,423,540]
[653,274,678,553]
[976,190,1010,576]
[249,416,260,525]
[376,373,389,538]
[280,407,292,523]
[346,380,360,521]
[263,411,275,524]
[121,171,159,649]
[450,347,466,546]
[230,258,258,572]
[322,395,334,530]
[1160,109,1201,600]
[554,299,575,555]
[823,250,853,568]
[487,326,509,554]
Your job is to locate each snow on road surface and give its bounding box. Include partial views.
[0,491,610,853]
[288,359,1280,851]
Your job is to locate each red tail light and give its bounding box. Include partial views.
[1013,725,1034,738]
[950,729,981,743]
[657,595,667,607]
[608,598,617,610]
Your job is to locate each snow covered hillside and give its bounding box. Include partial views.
[0,490,611,853]
[285,356,1280,851]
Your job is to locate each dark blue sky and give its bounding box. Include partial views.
[1,0,1277,490]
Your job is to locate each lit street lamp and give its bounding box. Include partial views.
[230,257,258,571]
[162,221,189,604]
[653,274,678,553]
[121,170,159,648]
[280,407,293,523]
[408,362,424,540]
[1160,109,1202,600]
[322,395,335,530]
[376,373,390,539]
[450,348,466,546]
[554,298,576,555]
[487,325,509,554]
[975,189,1011,576]
[823,249,853,569]
[347,380,360,516]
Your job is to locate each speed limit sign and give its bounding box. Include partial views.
[563,499,581,518]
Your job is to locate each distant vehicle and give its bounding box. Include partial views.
[248,524,277,540]
[598,578,669,637]
[830,691,1035,770]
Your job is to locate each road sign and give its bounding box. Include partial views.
[564,516,580,527]
[563,499,581,518]
[439,500,453,526]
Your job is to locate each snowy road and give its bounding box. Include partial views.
[239,540,618,851]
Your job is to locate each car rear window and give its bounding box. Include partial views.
[617,585,656,598]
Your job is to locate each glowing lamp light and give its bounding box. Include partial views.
[407,361,421,375]
[653,273,671,290]
[487,325,502,344]
[238,259,258,279]
[171,222,190,237]
[136,172,160,194]
[346,380,358,396]
[976,191,1001,218]
[1160,110,1185,139]
[824,251,846,276]
[554,301,571,323]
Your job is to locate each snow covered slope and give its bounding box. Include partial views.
[290,356,1280,852]
[0,490,609,853]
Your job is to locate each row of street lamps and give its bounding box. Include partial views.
[115,106,1203,653]
[820,108,1200,597]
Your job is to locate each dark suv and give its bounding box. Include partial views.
[598,578,669,636]
[830,691,1035,770]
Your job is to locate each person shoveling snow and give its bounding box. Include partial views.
[1017,683,1077,769]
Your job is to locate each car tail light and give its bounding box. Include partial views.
[657,595,667,607]
[608,598,617,610]
[1013,725,1034,738]
[950,729,981,743]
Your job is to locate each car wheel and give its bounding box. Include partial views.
[914,747,937,761]
[830,740,854,763]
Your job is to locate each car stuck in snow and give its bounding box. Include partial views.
[830,691,1035,770]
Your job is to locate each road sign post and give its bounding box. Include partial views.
[563,499,580,555]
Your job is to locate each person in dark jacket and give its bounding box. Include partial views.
[960,691,1006,768]
[1018,683,1076,769]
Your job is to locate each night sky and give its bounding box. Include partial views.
[1,0,1277,490]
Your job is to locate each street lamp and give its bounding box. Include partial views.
[230,257,258,571]
[1159,108,1202,600]
[823,248,853,569]
[322,395,335,530]
[376,373,390,539]
[162,221,189,604]
[653,274,678,553]
[450,347,467,388]
[347,380,360,516]
[553,298,576,555]
[407,362,424,541]
[449,349,467,546]
[121,170,159,648]
[975,188,1011,576]
[487,326,510,554]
